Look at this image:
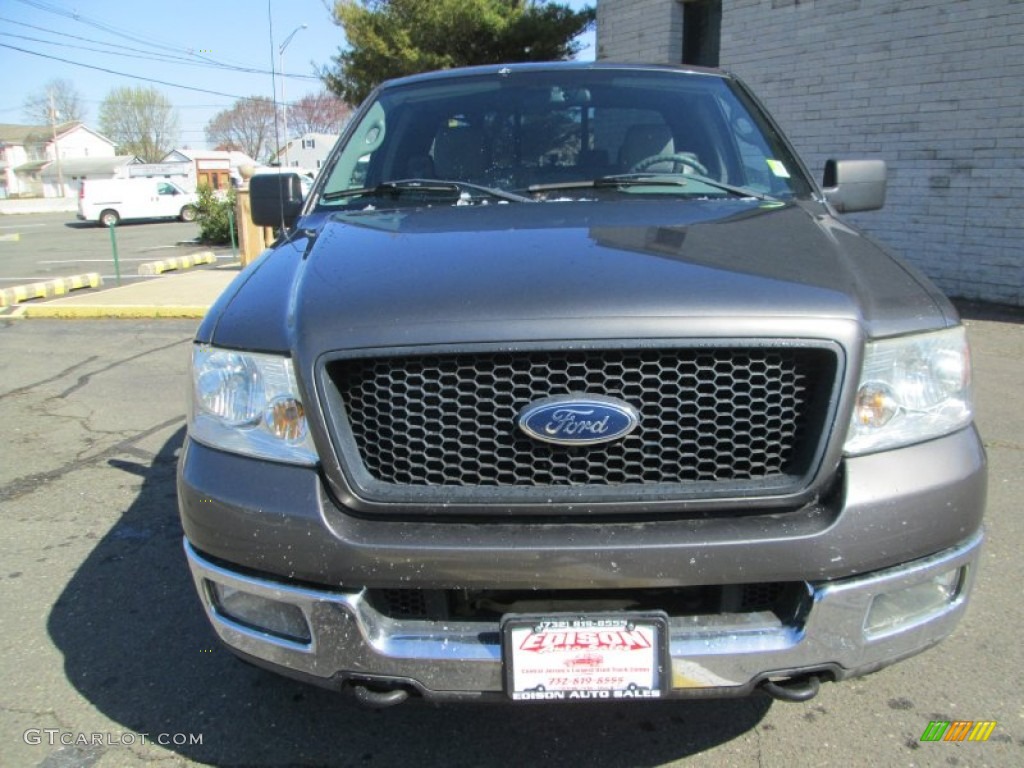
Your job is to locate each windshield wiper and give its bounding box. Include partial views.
[322,179,533,204]
[528,174,782,202]
[527,176,684,193]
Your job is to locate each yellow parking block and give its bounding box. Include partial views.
[138,251,216,276]
[51,273,101,295]
[0,273,102,307]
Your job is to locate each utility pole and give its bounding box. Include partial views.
[49,90,66,198]
[279,24,306,168]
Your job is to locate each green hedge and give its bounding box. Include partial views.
[196,185,237,245]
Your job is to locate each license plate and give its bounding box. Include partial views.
[502,614,668,701]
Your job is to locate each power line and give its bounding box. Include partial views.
[69,96,260,109]
[3,42,318,114]
[0,29,317,79]
[0,16,320,80]
[0,17,210,66]
[7,1,319,79]
[0,30,230,69]
[14,0,239,64]
[1,42,254,100]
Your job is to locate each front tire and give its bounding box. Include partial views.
[99,209,120,227]
[180,205,198,223]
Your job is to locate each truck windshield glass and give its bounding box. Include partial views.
[317,69,813,208]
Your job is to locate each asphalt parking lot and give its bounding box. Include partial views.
[0,307,1021,767]
[0,212,221,285]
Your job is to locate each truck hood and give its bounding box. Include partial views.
[205,199,952,354]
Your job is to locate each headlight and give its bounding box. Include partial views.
[845,326,973,455]
[189,345,318,464]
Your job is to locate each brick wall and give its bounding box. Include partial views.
[599,0,1024,306]
[598,0,683,62]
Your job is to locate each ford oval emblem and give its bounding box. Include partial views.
[517,394,640,446]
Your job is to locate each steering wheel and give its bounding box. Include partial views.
[630,152,708,176]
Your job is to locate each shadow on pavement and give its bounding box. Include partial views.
[953,298,1024,324]
[63,219,172,230]
[49,428,770,766]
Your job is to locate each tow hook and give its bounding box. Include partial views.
[760,674,821,703]
[351,684,410,708]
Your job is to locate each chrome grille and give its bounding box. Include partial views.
[325,346,837,495]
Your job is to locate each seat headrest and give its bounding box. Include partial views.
[432,125,489,181]
[619,124,674,170]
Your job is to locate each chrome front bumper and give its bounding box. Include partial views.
[184,531,982,700]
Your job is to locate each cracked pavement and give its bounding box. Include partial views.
[0,314,1021,767]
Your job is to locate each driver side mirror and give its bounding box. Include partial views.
[823,159,887,213]
[250,173,305,228]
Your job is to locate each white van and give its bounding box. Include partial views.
[77,178,199,227]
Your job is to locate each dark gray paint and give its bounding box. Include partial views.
[201,199,951,355]
[182,62,984,699]
[179,426,985,590]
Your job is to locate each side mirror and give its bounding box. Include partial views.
[823,159,887,213]
[250,173,305,228]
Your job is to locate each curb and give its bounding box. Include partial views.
[0,273,102,307]
[138,251,216,276]
[21,304,209,319]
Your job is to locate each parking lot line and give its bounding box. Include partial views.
[0,275,149,282]
[39,258,156,264]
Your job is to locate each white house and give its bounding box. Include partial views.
[42,155,142,198]
[271,133,339,174]
[0,122,117,198]
[161,149,257,191]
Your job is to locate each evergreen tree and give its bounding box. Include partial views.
[322,0,595,105]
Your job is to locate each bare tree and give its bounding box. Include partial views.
[205,97,279,162]
[288,91,351,136]
[23,79,87,126]
[98,86,179,162]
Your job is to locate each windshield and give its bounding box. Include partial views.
[316,67,813,209]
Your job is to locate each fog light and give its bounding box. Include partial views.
[865,567,964,637]
[264,396,307,442]
[210,582,311,643]
[853,382,898,428]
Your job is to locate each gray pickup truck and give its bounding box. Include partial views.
[177,62,986,706]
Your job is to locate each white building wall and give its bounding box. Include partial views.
[598,0,1024,306]
[2,125,117,197]
[48,128,116,160]
[41,181,68,198]
[1,144,29,167]
[0,145,29,196]
[721,0,1024,306]
[278,134,340,173]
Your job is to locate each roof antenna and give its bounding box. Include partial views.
[267,0,287,233]
[268,0,281,167]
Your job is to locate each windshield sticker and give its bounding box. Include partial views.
[766,159,791,179]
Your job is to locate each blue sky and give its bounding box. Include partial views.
[0,0,596,151]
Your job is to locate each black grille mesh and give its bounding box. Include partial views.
[327,347,834,490]
[367,584,800,621]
